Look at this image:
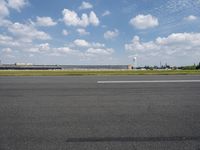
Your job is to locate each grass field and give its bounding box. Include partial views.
[0,70,200,76]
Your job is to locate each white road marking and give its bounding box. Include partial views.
[97,80,200,84]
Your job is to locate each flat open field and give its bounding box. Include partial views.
[0,75,200,150]
[0,70,200,76]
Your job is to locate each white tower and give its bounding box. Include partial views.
[133,56,137,69]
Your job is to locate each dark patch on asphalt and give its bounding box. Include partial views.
[66,136,200,143]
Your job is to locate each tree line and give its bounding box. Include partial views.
[136,62,200,70]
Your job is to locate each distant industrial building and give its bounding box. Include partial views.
[60,65,132,70]
[0,64,62,70]
[0,63,133,70]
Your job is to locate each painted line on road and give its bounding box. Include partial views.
[97,80,200,84]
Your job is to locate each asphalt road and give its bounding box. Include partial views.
[0,75,200,150]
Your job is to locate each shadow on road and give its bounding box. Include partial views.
[66,136,200,143]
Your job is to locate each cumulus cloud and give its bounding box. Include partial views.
[89,11,100,26]
[72,39,114,57]
[0,0,28,18]
[104,29,119,39]
[50,43,112,58]
[53,47,78,54]
[2,47,12,53]
[62,9,81,26]
[62,29,69,36]
[0,33,51,54]
[26,43,51,53]
[35,16,57,27]
[74,39,90,47]
[125,36,157,53]
[130,14,159,29]
[184,15,197,21]
[77,28,89,35]
[71,40,105,48]
[7,0,28,12]
[0,0,9,18]
[86,47,114,55]
[0,34,20,47]
[7,22,51,42]
[0,19,51,56]
[0,19,12,26]
[79,1,93,10]
[125,32,200,57]
[37,43,50,51]
[62,9,99,27]
[52,38,114,58]
[102,10,111,17]
[91,42,105,48]
[0,22,51,54]
[27,43,50,53]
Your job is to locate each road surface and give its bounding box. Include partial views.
[0,75,200,150]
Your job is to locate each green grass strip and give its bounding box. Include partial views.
[0,70,200,76]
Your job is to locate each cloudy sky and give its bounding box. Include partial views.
[0,0,200,66]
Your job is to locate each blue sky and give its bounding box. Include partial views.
[0,0,200,66]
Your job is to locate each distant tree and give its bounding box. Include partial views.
[172,66,177,70]
[153,66,159,69]
[196,62,200,70]
[144,66,153,70]
[182,65,196,70]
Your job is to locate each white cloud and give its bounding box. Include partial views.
[77,28,89,35]
[125,32,200,57]
[0,0,9,18]
[89,11,100,26]
[72,39,113,57]
[86,47,114,55]
[28,47,40,53]
[38,43,50,51]
[62,9,81,26]
[0,34,13,43]
[104,29,119,40]
[91,42,105,48]
[62,9,99,27]
[0,19,12,27]
[50,47,79,56]
[0,19,51,55]
[102,10,111,17]
[62,29,69,36]
[20,43,51,53]
[55,47,78,54]
[165,0,197,14]
[2,47,12,53]
[0,33,50,53]
[2,53,15,58]
[59,39,115,58]
[0,34,20,47]
[79,1,93,10]
[155,33,200,46]
[0,0,28,18]
[8,22,51,41]
[35,16,57,26]
[130,14,159,29]
[79,13,89,27]
[184,15,197,21]
[7,0,28,12]
[125,36,157,53]
[74,39,90,47]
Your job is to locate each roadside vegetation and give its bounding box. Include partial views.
[179,62,200,70]
[0,69,200,76]
[138,62,200,70]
